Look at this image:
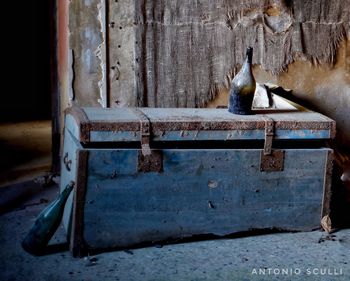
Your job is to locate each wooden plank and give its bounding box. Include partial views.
[60,128,81,232]
[108,0,137,107]
[84,107,139,121]
[150,129,331,142]
[140,108,334,124]
[321,149,334,218]
[69,0,107,107]
[80,107,335,127]
[80,148,330,250]
[70,150,89,257]
[90,131,140,142]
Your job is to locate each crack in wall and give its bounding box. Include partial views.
[69,49,76,104]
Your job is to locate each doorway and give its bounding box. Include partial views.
[0,0,56,187]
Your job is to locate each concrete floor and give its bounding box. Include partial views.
[0,181,349,281]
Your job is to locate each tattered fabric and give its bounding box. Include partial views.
[134,0,350,107]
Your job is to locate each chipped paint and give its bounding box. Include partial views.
[84,0,93,6]
[96,1,107,107]
[68,0,106,107]
[208,180,218,189]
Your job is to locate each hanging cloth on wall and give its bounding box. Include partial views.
[134,0,349,108]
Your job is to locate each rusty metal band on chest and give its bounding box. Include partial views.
[130,108,163,173]
[260,116,284,172]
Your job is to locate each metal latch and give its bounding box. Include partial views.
[130,108,152,156]
[131,108,163,173]
[140,119,152,156]
[260,117,284,172]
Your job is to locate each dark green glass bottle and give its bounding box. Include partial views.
[22,181,74,255]
[228,47,256,115]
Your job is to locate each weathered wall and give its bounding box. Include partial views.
[68,0,107,107]
[65,0,136,109]
[108,0,136,107]
[134,0,349,108]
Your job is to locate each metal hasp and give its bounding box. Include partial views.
[131,108,163,173]
[260,117,284,172]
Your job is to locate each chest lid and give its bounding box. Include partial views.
[65,103,335,145]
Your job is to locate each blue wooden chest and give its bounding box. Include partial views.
[60,103,335,257]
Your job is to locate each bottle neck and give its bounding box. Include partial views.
[246,48,253,64]
[241,55,252,74]
[60,182,74,201]
[231,47,254,82]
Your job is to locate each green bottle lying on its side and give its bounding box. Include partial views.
[21,181,74,256]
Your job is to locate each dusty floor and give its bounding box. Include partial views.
[0,181,349,281]
[0,120,52,187]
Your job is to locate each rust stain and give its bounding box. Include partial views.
[266,6,280,17]
[137,150,163,173]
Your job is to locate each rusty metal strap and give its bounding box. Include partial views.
[260,116,284,172]
[130,108,152,156]
[263,116,274,155]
